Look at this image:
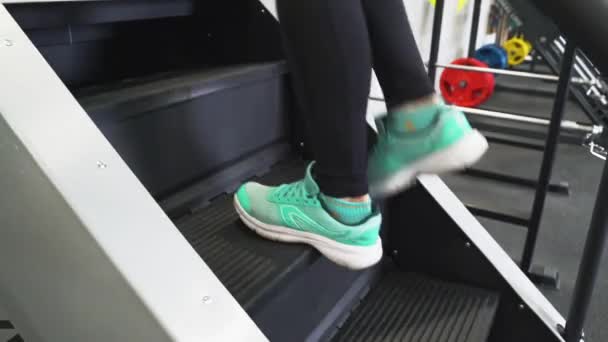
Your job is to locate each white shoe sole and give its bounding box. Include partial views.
[234,197,383,270]
[370,130,489,198]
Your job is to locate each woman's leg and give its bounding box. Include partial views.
[362,0,435,110]
[362,0,488,197]
[233,0,383,270]
[277,0,372,198]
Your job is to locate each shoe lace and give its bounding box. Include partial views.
[274,181,316,205]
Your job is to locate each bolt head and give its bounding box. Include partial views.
[465,242,472,248]
[3,39,13,46]
[202,296,213,304]
[96,161,108,169]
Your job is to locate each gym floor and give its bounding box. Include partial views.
[444,71,607,341]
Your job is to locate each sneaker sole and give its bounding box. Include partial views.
[233,196,383,270]
[370,130,489,198]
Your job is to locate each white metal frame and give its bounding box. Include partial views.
[0,5,267,341]
[418,175,567,342]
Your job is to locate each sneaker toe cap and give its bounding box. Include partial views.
[236,182,273,215]
[236,184,252,214]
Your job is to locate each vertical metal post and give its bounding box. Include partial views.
[564,158,608,341]
[428,0,445,84]
[520,41,577,272]
[468,0,483,57]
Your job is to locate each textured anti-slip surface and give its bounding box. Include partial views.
[332,272,500,342]
[174,160,313,310]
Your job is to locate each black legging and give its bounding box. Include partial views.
[277,0,434,197]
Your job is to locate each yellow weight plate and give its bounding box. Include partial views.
[503,37,532,66]
[429,0,469,12]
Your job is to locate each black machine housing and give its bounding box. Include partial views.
[4,1,571,341]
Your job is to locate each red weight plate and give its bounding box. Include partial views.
[440,58,495,107]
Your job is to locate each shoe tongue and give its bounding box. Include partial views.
[388,104,439,133]
[303,162,320,195]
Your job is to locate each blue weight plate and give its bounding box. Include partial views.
[474,44,508,69]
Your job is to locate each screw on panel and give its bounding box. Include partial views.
[3,39,13,47]
[465,242,472,248]
[261,8,266,13]
[96,161,108,169]
[202,296,213,304]
[518,303,525,310]
[392,250,399,256]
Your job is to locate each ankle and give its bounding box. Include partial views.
[342,195,371,203]
[392,94,441,114]
[320,194,372,225]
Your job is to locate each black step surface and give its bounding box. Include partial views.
[331,272,499,342]
[6,0,196,29]
[173,159,315,311]
[78,62,287,122]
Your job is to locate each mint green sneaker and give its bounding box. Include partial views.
[369,104,488,197]
[234,163,383,270]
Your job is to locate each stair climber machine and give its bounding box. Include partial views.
[0,1,606,342]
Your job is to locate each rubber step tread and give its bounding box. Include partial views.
[77,62,286,111]
[331,272,499,342]
[173,159,314,310]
